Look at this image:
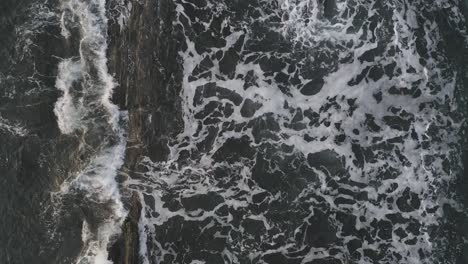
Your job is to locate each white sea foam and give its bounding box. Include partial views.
[0,116,28,137]
[112,0,133,31]
[54,0,127,263]
[126,0,465,263]
[14,2,58,60]
[54,59,83,134]
[76,220,119,264]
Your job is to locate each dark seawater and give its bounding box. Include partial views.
[1,0,468,264]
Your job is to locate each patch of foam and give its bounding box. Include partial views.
[53,0,127,263]
[76,220,116,264]
[56,111,128,264]
[112,0,133,31]
[129,0,466,263]
[58,0,121,131]
[14,2,58,60]
[54,59,83,134]
[0,116,28,137]
[278,0,353,45]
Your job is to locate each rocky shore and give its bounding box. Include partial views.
[106,0,183,262]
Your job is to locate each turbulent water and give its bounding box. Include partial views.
[54,0,127,262]
[1,0,468,264]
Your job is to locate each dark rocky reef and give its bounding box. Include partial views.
[109,193,142,264]
[106,0,184,262]
[107,0,183,166]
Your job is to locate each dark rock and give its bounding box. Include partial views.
[109,193,142,264]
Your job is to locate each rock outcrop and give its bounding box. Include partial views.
[106,0,184,262]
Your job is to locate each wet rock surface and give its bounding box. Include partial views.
[109,193,142,264]
[106,0,184,262]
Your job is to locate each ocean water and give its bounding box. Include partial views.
[0,0,467,263]
[129,1,468,263]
